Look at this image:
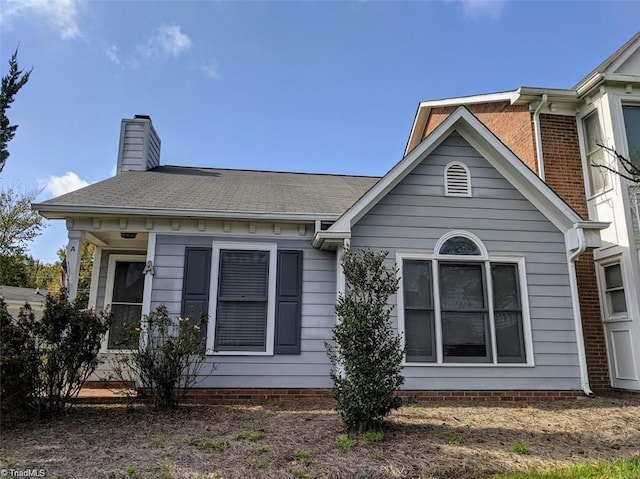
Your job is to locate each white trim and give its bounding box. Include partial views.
[597,256,630,323]
[396,244,534,367]
[418,91,520,108]
[140,233,157,349]
[141,234,156,318]
[102,254,147,352]
[331,107,593,236]
[33,203,340,223]
[434,230,488,259]
[206,241,277,356]
[444,161,472,197]
[87,246,102,310]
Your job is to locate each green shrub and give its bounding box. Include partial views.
[0,300,39,423]
[362,431,384,443]
[443,431,462,446]
[0,293,110,421]
[236,427,266,441]
[326,248,404,433]
[512,441,530,455]
[109,305,208,410]
[336,434,355,452]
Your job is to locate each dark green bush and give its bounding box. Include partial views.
[0,300,39,423]
[326,248,404,433]
[0,292,110,422]
[110,305,208,410]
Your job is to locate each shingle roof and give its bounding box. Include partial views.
[35,166,380,219]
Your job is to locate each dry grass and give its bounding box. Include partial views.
[1,395,639,479]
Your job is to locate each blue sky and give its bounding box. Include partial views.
[1,0,638,263]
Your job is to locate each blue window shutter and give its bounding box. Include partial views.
[274,250,303,354]
[181,248,212,341]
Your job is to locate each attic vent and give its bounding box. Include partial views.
[444,161,471,197]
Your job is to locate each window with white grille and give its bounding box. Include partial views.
[444,161,471,197]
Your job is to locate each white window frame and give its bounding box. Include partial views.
[207,241,277,356]
[102,254,147,352]
[396,232,534,367]
[621,102,640,169]
[597,257,629,323]
[578,108,613,199]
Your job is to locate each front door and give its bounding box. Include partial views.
[106,257,146,349]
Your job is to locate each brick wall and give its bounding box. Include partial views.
[538,114,610,392]
[423,102,538,172]
[178,389,583,403]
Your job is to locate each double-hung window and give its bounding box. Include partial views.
[622,105,640,169]
[582,111,610,195]
[398,232,530,365]
[208,242,277,355]
[601,262,628,321]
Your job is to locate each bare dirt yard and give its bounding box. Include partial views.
[1,395,639,479]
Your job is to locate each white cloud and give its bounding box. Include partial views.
[0,0,84,39]
[203,63,220,80]
[105,44,120,64]
[41,171,89,197]
[139,24,192,58]
[460,0,506,20]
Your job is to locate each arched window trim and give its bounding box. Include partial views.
[434,230,488,260]
[444,161,472,197]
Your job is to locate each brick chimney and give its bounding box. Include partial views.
[116,114,161,175]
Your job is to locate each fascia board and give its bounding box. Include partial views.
[455,121,581,232]
[312,230,350,250]
[404,105,430,156]
[31,203,337,223]
[331,106,585,235]
[417,91,519,108]
[575,72,604,97]
[602,73,640,84]
[330,109,466,233]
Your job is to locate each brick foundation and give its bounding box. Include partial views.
[174,388,585,404]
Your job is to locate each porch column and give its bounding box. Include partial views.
[66,229,84,300]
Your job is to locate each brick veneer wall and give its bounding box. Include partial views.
[539,114,610,392]
[423,102,538,172]
[178,389,583,403]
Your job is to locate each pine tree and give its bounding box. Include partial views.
[1,47,32,173]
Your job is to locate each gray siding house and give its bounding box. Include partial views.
[33,108,607,396]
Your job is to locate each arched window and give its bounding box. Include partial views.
[398,231,529,366]
[439,236,481,256]
[444,161,471,197]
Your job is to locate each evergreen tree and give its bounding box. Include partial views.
[327,248,405,434]
[1,47,32,173]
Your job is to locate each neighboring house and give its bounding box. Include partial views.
[0,285,48,319]
[33,34,640,398]
[403,32,640,392]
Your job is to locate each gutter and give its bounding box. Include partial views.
[567,224,596,398]
[31,203,339,223]
[532,94,548,180]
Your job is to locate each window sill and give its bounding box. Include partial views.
[206,350,274,356]
[402,361,535,368]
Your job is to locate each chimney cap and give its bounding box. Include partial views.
[134,114,151,121]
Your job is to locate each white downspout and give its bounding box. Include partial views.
[533,94,548,180]
[568,225,596,398]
